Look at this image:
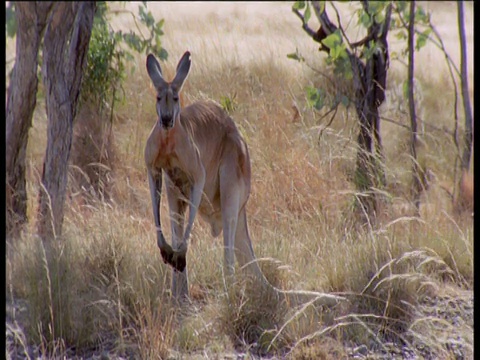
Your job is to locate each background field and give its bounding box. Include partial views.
[6,2,473,359]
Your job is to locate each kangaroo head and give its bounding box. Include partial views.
[146,51,191,129]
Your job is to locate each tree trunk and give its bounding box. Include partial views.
[6,2,53,238]
[353,55,376,217]
[351,3,391,224]
[457,1,473,172]
[456,1,473,214]
[37,2,95,241]
[309,1,391,225]
[408,0,422,215]
[353,54,381,221]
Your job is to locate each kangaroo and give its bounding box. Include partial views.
[145,51,344,306]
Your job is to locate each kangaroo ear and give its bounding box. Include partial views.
[172,51,191,92]
[146,54,167,89]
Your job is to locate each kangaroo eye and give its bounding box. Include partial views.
[156,96,161,101]
[173,96,179,102]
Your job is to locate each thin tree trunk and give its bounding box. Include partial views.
[373,5,391,188]
[37,2,95,241]
[408,0,421,215]
[309,1,391,225]
[457,1,473,172]
[6,2,53,238]
[352,5,391,223]
[353,59,382,222]
[354,15,377,221]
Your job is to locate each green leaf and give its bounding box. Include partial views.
[321,31,342,49]
[304,3,311,23]
[139,5,155,28]
[415,28,431,51]
[422,28,432,37]
[374,11,384,24]
[415,6,429,23]
[287,53,301,61]
[396,1,408,13]
[94,1,108,22]
[330,46,337,59]
[368,1,386,16]
[415,34,428,51]
[123,32,145,53]
[306,86,325,111]
[287,48,304,62]
[362,41,377,60]
[395,30,407,40]
[331,56,352,80]
[358,12,373,28]
[292,1,306,10]
[318,1,326,13]
[337,43,348,59]
[158,47,169,61]
[156,19,165,29]
[113,30,123,43]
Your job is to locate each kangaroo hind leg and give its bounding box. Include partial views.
[234,207,270,286]
[219,181,240,279]
[219,147,248,280]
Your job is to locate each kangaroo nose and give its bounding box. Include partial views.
[160,115,174,128]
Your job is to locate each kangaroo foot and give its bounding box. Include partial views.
[159,243,175,266]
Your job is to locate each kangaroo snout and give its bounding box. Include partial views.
[159,115,174,129]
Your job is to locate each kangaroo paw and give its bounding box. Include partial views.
[159,244,175,266]
[171,250,187,272]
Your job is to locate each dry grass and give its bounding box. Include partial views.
[6,2,473,359]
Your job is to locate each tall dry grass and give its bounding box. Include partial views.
[6,2,473,359]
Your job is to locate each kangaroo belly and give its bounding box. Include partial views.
[166,167,191,199]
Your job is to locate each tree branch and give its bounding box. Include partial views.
[292,7,318,40]
[311,1,337,34]
[329,2,354,48]
[317,105,339,141]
